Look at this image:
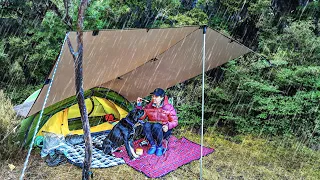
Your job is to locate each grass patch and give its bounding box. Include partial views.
[176,126,320,179]
[1,125,319,179]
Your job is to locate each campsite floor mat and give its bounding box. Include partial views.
[64,133,125,168]
[113,136,214,178]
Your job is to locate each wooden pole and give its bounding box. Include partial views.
[66,0,92,179]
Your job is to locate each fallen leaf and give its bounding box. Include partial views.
[8,164,15,171]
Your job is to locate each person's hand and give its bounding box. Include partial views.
[162,125,168,132]
[137,97,142,106]
[162,110,170,115]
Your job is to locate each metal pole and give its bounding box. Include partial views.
[200,25,207,180]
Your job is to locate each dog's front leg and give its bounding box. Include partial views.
[129,139,139,159]
[124,140,136,160]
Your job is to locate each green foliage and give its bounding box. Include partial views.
[8,84,43,105]
[0,7,67,103]
[168,8,208,26]
[295,0,320,20]
[281,20,320,65]
[177,103,201,127]
[0,90,21,160]
[216,11,320,144]
[0,41,9,81]
[247,0,270,15]
[220,0,243,14]
[260,18,320,65]
[84,0,112,29]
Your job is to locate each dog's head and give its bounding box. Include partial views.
[126,109,145,125]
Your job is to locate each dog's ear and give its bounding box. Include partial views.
[132,109,144,122]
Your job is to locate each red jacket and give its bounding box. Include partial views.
[137,96,178,130]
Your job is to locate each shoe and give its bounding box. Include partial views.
[46,154,67,167]
[155,146,164,156]
[46,153,58,163]
[147,145,157,154]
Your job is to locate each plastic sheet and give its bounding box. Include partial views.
[41,132,66,157]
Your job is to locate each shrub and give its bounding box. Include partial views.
[0,90,21,160]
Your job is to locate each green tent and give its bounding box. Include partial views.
[19,87,133,146]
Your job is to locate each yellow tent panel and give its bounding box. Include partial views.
[36,96,125,136]
[37,109,67,136]
[95,97,120,119]
[114,103,128,119]
[71,122,114,135]
[67,97,107,119]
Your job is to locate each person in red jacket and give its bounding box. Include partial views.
[136,88,178,156]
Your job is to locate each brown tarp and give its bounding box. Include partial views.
[28,26,252,116]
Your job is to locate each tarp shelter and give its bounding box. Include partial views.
[20,26,251,145]
[28,26,251,116]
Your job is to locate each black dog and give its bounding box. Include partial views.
[95,109,144,160]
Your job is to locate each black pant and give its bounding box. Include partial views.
[143,122,172,147]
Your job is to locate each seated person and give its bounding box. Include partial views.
[136,88,178,156]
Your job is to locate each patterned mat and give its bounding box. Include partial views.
[114,136,214,178]
[64,133,125,168]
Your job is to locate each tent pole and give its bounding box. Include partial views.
[200,25,207,180]
[20,32,69,180]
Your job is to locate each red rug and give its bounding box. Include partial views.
[114,136,214,178]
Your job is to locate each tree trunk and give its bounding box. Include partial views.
[67,0,92,179]
[63,0,73,30]
[76,1,91,180]
[75,45,92,180]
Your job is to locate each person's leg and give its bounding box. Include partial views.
[143,122,155,145]
[151,123,164,147]
[151,123,167,156]
[143,122,156,154]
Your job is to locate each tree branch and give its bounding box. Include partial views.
[63,0,73,30]
[67,37,76,62]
